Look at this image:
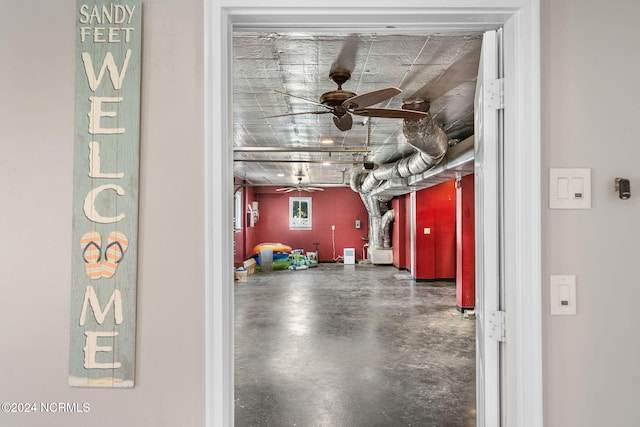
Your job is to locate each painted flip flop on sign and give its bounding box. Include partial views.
[81,231,102,280]
[102,231,129,278]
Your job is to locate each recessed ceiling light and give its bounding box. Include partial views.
[277,173,284,177]
[321,139,334,144]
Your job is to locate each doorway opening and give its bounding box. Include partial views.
[232,27,482,425]
[204,4,542,427]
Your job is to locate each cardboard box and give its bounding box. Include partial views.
[243,258,256,275]
[235,268,247,282]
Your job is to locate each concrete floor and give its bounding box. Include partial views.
[234,263,476,427]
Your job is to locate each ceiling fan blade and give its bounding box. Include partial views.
[333,113,353,131]
[330,34,359,75]
[273,89,329,109]
[263,110,330,119]
[352,108,430,120]
[405,39,482,103]
[343,87,402,109]
[307,187,325,191]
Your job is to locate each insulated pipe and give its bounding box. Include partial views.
[381,209,395,248]
[358,192,392,250]
[353,106,450,252]
[403,111,450,159]
[352,170,391,249]
[357,111,449,194]
[350,170,366,193]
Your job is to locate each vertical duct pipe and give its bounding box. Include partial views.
[381,209,395,248]
[352,106,450,250]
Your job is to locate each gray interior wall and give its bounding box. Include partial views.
[0,0,204,426]
[541,0,640,425]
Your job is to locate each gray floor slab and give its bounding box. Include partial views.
[234,263,475,427]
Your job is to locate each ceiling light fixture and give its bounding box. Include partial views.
[321,139,334,144]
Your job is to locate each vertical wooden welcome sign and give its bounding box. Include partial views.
[69,0,141,388]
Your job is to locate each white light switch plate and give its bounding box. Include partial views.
[550,275,577,315]
[549,168,591,209]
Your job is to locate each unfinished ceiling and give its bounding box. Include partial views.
[233,32,482,190]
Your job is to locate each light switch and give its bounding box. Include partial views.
[557,177,569,199]
[424,227,431,235]
[550,275,577,315]
[549,168,591,209]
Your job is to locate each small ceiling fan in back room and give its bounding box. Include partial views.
[276,176,325,193]
[265,34,430,131]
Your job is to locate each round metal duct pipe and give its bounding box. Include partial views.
[351,109,450,250]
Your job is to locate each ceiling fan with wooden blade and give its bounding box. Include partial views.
[265,35,430,132]
[276,176,325,193]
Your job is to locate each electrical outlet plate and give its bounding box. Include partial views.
[550,275,577,315]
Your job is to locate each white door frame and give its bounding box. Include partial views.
[204,2,541,427]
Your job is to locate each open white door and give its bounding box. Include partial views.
[474,29,503,427]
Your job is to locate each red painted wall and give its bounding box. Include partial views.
[236,179,466,288]
[250,187,369,262]
[403,195,411,269]
[392,196,409,269]
[234,184,258,263]
[413,181,457,281]
[456,174,475,309]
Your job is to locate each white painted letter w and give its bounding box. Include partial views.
[82,50,132,91]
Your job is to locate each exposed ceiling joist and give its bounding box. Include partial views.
[233,146,370,153]
[234,159,360,164]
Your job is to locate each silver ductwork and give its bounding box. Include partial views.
[351,171,392,249]
[351,191,391,250]
[358,111,449,194]
[381,209,395,248]
[352,107,451,250]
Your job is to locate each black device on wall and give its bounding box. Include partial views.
[616,178,631,199]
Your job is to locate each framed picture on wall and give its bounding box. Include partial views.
[289,197,312,230]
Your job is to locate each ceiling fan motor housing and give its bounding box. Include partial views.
[321,70,357,109]
[320,90,357,107]
[329,70,351,87]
